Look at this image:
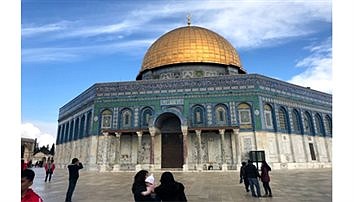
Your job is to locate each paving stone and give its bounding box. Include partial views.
[30,168,331,202]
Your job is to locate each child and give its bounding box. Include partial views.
[145,174,157,200]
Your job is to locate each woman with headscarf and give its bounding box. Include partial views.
[132,170,155,202]
[260,160,273,197]
[155,171,187,202]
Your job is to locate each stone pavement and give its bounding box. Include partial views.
[30,167,331,202]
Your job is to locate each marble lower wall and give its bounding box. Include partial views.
[55,131,332,171]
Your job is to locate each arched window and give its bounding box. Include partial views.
[69,120,74,141]
[56,126,61,144]
[278,107,290,133]
[192,105,205,125]
[141,107,153,127]
[304,112,314,135]
[65,122,69,142]
[79,115,85,139]
[101,109,112,129]
[315,113,325,136]
[291,109,301,134]
[120,108,132,128]
[325,115,332,136]
[74,117,79,140]
[237,103,252,129]
[85,111,92,137]
[264,104,274,129]
[60,124,65,143]
[215,104,227,125]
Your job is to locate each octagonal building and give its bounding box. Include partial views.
[55,24,332,171]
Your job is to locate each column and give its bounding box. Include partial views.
[149,127,160,170]
[195,130,203,171]
[113,132,121,171]
[302,135,310,162]
[99,132,109,172]
[289,134,296,163]
[150,133,155,165]
[314,136,321,162]
[219,129,228,171]
[135,131,143,171]
[181,126,189,171]
[275,133,282,163]
[232,128,239,169]
[324,137,331,162]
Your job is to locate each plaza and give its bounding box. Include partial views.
[31,168,331,202]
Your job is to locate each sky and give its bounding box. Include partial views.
[20,0,332,147]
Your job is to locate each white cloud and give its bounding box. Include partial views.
[22,39,153,63]
[288,38,332,93]
[22,1,331,45]
[22,21,71,37]
[21,122,56,147]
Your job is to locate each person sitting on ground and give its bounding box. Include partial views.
[155,171,187,202]
[21,169,43,202]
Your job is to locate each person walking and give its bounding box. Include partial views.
[155,171,187,202]
[239,161,250,192]
[260,160,273,197]
[132,169,155,202]
[65,158,83,202]
[21,169,43,202]
[44,159,55,182]
[244,160,261,197]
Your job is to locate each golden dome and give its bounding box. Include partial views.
[140,26,244,73]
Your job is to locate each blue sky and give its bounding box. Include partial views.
[20,0,332,146]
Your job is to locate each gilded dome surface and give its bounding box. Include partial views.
[140,26,244,73]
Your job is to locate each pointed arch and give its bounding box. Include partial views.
[85,111,92,137]
[237,102,252,129]
[291,109,302,134]
[324,115,332,136]
[263,103,274,130]
[215,104,228,125]
[79,115,85,139]
[69,120,74,141]
[141,107,153,128]
[278,106,290,133]
[304,111,315,135]
[315,113,325,136]
[191,104,206,125]
[101,109,113,129]
[74,117,80,140]
[120,108,133,128]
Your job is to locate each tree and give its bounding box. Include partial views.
[49,143,55,156]
[39,145,50,155]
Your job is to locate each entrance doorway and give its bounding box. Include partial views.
[156,113,183,168]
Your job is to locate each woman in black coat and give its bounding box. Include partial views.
[132,170,155,202]
[155,171,187,202]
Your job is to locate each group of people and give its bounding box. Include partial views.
[240,160,273,198]
[21,157,83,202]
[22,158,273,201]
[132,170,187,202]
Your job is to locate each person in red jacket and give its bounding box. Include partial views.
[44,159,55,182]
[21,169,43,202]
